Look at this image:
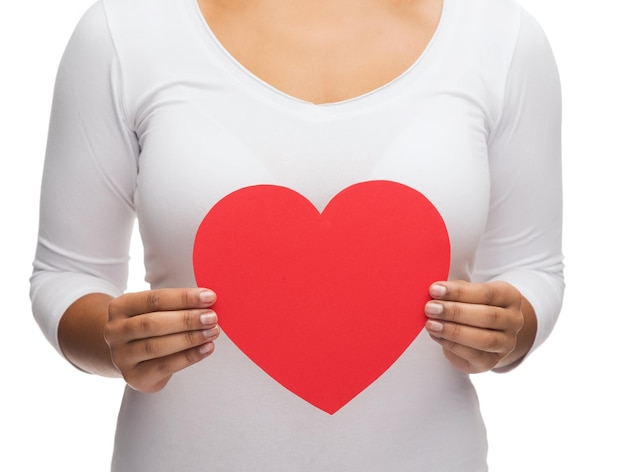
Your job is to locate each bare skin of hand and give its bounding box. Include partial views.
[424,280,536,373]
[103,288,220,393]
[59,288,220,393]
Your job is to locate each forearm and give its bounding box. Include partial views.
[58,293,121,378]
[494,295,537,370]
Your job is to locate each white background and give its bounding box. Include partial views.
[1,0,624,470]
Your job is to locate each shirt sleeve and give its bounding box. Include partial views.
[29,1,139,357]
[473,8,565,370]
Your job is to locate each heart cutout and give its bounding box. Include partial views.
[193,180,450,414]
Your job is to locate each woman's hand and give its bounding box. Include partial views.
[424,280,534,374]
[103,288,220,393]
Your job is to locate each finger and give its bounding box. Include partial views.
[121,309,218,341]
[110,288,216,319]
[429,337,500,374]
[119,325,220,365]
[105,309,218,348]
[429,280,519,308]
[425,300,514,330]
[425,320,514,354]
[125,342,216,393]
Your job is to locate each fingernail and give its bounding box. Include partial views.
[199,342,214,355]
[425,302,444,316]
[430,284,447,298]
[199,290,216,303]
[426,320,444,332]
[202,327,219,339]
[200,311,217,325]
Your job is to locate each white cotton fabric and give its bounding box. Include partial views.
[30,0,564,469]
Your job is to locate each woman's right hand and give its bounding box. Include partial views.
[103,288,220,393]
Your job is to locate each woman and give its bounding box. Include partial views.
[30,0,564,469]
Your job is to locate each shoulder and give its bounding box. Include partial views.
[90,0,205,105]
[441,0,556,74]
[99,0,194,47]
[56,1,117,88]
[448,0,552,55]
[434,0,557,133]
[445,0,523,46]
[436,0,525,72]
[456,0,523,23]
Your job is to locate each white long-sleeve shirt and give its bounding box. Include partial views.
[31,0,564,469]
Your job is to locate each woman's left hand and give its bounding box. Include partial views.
[424,280,527,373]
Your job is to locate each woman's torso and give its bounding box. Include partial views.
[97,0,524,469]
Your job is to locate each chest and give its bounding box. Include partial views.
[197,0,443,104]
[129,0,497,287]
[133,82,492,290]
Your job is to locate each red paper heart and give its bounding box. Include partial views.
[193,181,449,414]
